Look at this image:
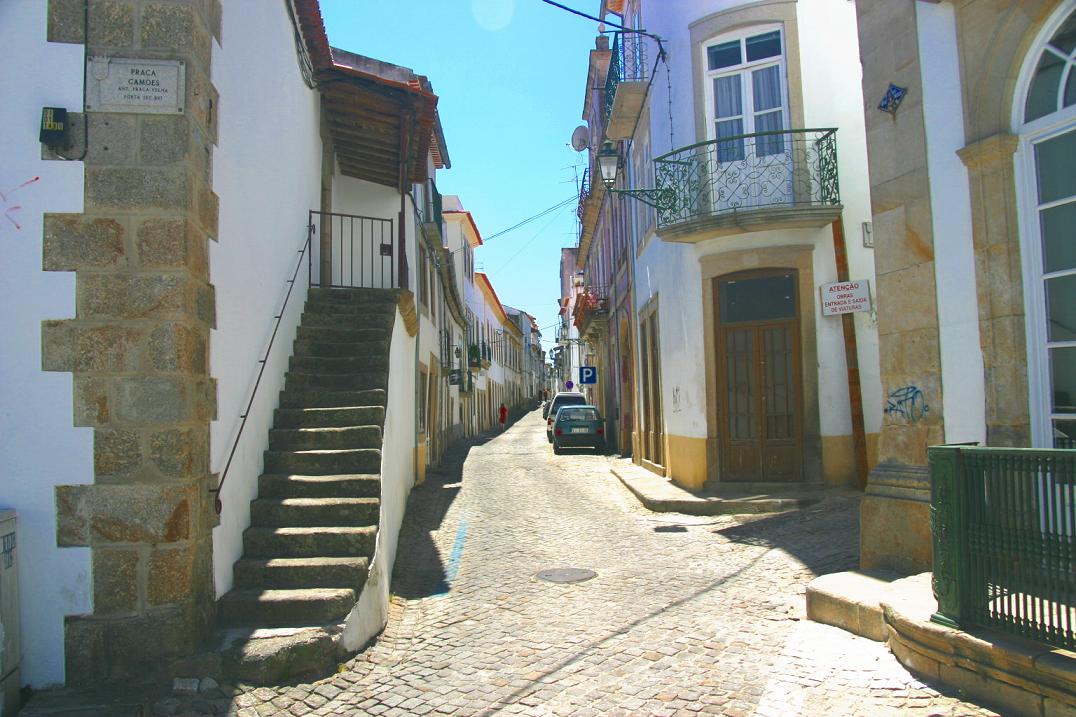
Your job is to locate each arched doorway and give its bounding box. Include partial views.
[1016,4,1076,448]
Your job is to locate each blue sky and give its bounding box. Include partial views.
[321,0,599,350]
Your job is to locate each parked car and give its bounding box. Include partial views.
[544,392,588,441]
[551,405,605,454]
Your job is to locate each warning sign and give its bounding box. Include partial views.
[820,280,872,316]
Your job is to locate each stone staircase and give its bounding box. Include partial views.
[211,287,400,683]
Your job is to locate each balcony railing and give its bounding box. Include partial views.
[604,32,649,136]
[573,286,610,334]
[577,168,591,223]
[651,128,841,235]
[929,445,1075,649]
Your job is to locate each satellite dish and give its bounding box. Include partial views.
[570,125,590,152]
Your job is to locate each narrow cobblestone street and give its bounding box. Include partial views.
[210,410,997,717]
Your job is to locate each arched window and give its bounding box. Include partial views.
[1017,5,1076,448]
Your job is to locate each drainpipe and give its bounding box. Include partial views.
[831,217,869,490]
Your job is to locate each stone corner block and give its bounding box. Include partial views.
[115,376,191,423]
[43,214,126,272]
[58,483,198,546]
[92,546,140,615]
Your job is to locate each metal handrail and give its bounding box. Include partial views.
[210,225,313,515]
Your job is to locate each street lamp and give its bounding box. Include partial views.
[597,140,620,189]
[593,139,673,211]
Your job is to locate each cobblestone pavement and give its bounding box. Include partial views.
[174,410,999,717]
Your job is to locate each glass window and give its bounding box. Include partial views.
[1025,52,1065,121]
[1046,274,1076,341]
[1024,11,1076,122]
[1040,201,1076,273]
[746,30,782,61]
[1035,130,1076,203]
[720,273,796,323]
[708,40,741,70]
[1050,346,1076,413]
[705,27,786,160]
[559,408,599,421]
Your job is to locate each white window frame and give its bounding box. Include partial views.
[1013,2,1076,447]
[701,23,789,144]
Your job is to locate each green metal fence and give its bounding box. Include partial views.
[930,445,1075,649]
[651,128,841,229]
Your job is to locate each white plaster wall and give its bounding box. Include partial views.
[209,2,323,596]
[916,2,986,445]
[0,2,91,688]
[330,174,408,291]
[342,307,415,650]
[796,0,883,436]
[635,0,882,441]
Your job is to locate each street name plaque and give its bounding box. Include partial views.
[86,57,185,115]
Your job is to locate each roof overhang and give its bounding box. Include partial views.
[443,210,483,246]
[294,0,442,188]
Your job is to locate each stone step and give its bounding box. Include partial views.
[258,473,381,499]
[279,388,387,409]
[249,497,380,527]
[268,426,382,451]
[273,405,385,429]
[233,556,369,590]
[216,626,339,685]
[296,326,388,344]
[289,354,390,374]
[300,312,394,330]
[303,298,398,316]
[218,588,356,628]
[243,526,377,558]
[285,371,388,392]
[263,448,381,475]
[308,287,401,304]
[292,339,388,358]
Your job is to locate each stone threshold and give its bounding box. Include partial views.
[609,458,838,515]
[807,571,1076,716]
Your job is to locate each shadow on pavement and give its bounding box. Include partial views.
[714,495,860,575]
[390,431,491,599]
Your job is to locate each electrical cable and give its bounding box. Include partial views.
[444,194,577,257]
[488,205,567,274]
[536,0,662,42]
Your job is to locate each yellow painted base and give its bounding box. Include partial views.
[665,434,708,491]
[820,433,880,488]
[415,441,427,485]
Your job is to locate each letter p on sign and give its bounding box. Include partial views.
[580,366,598,385]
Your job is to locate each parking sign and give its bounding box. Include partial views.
[580,366,598,385]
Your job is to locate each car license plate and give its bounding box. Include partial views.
[570,427,588,434]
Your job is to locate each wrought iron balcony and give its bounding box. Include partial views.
[573,285,610,338]
[640,128,842,242]
[604,32,649,140]
[577,168,591,223]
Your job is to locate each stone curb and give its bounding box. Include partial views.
[610,463,814,516]
[807,571,1076,716]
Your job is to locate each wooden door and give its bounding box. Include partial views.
[716,271,802,482]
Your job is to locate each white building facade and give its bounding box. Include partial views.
[598,0,881,490]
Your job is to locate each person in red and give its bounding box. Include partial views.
[498,403,508,432]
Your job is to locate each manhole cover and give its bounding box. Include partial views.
[535,568,596,584]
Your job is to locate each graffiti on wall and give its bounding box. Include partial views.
[1,176,40,230]
[884,385,930,422]
[671,386,682,413]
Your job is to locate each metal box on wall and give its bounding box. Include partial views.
[0,510,18,717]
